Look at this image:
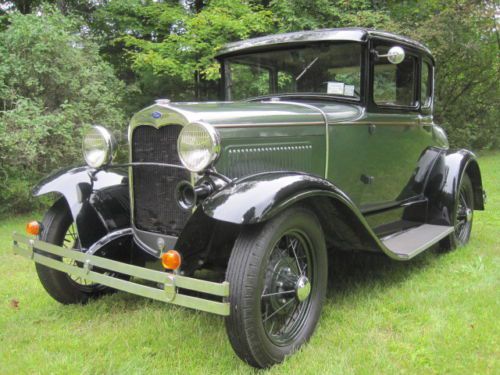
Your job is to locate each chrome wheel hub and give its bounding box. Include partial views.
[465,208,473,222]
[261,232,313,345]
[295,275,311,302]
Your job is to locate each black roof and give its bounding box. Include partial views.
[216,27,433,61]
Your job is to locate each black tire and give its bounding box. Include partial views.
[440,173,474,251]
[225,206,327,368]
[35,199,110,304]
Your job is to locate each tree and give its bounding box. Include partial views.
[269,0,399,32]
[97,0,275,103]
[0,6,126,214]
[394,0,500,149]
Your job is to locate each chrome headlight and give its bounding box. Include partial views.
[177,122,221,172]
[82,125,116,168]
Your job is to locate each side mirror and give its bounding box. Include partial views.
[375,46,406,65]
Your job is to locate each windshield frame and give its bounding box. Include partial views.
[218,41,368,104]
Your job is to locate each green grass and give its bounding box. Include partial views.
[1,153,499,374]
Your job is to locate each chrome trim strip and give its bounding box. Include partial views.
[227,144,312,154]
[333,120,427,127]
[213,121,324,128]
[86,228,133,256]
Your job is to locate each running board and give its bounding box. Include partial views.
[381,224,454,260]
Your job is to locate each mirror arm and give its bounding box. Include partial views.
[371,50,391,59]
[371,46,405,65]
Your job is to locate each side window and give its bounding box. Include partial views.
[373,46,417,107]
[421,61,432,108]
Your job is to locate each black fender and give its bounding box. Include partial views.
[426,149,485,226]
[33,166,130,248]
[201,172,385,254]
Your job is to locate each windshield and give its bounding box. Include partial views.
[223,42,362,101]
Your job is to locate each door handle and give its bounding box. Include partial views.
[360,174,374,185]
[368,124,376,135]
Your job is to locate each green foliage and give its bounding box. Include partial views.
[270,0,399,32]
[0,6,126,216]
[111,0,274,102]
[0,0,498,215]
[395,1,500,149]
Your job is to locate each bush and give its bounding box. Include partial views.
[0,7,126,216]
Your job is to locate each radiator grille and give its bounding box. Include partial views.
[131,125,191,235]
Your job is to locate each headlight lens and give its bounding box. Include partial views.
[82,125,116,168]
[177,122,220,172]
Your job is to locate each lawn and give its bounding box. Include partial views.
[1,153,498,374]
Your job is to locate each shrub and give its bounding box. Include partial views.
[0,6,126,216]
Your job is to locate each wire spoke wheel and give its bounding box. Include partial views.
[225,207,327,368]
[440,174,474,251]
[261,232,313,346]
[35,199,114,304]
[61,225,99,289]
[455,183,473,244]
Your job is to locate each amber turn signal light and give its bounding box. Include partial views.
[26,221,41,236]
[161,250,182,270]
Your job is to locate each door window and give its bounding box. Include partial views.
[373,46,417,107]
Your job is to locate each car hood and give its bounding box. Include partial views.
[130,100,363,129]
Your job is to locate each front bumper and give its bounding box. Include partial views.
[12,232,230,316]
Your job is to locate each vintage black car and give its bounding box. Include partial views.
[14,28,485,368]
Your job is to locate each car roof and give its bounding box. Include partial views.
[216,27,434,62]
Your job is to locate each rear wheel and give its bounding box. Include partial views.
[440,173,474,251]
[35,199,110,304]
[225,207,327,368]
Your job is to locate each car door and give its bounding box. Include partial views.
[359,42,436,211]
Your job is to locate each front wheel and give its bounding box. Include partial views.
[35,199,111,304]
[225,206,327,368]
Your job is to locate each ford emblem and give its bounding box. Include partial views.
[152,111,162,119]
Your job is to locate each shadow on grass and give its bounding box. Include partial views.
[83,245,444,321]
[326,246,442,301]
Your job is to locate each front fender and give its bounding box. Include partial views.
[201,171,401,257]
[202,172,351,224]
[33,166,130,248]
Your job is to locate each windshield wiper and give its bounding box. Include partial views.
[295,57,319,81]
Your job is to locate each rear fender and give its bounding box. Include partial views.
[33,166,130,248]
[426,149,485,226]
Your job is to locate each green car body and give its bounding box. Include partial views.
[13,28,485,368]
